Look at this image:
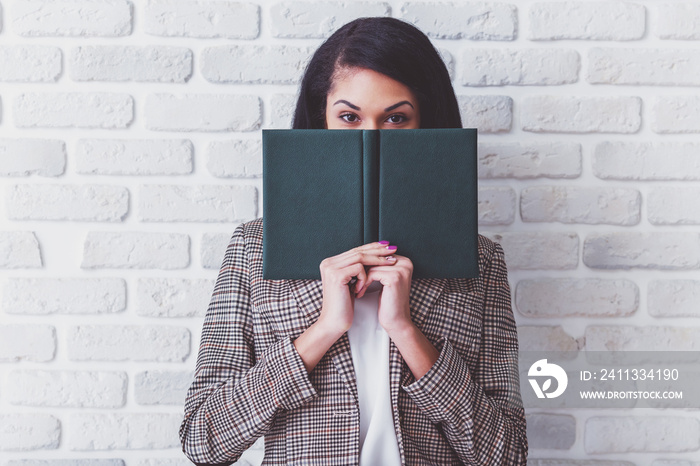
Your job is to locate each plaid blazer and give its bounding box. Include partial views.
[180,218,527,465]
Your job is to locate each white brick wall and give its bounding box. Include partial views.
[14,93,134,128]
[1,0,699,463]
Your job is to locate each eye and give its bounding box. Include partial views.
[340,113,360,123]
[386,114,407,124]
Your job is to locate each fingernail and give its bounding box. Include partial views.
[386,256,396,261]
[386,245,397,251]
[378,240,390,245]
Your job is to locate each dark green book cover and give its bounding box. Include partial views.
[262,128,478,280]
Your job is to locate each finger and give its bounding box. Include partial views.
[366,262,412,285]
[355,273,377,299]
[324,244,399,270]
[352,264,368,295]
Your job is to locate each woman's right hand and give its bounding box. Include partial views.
[316,241,398,338]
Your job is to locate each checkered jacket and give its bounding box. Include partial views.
[180,218,527,465]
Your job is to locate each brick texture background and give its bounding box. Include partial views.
[1,1,699,464]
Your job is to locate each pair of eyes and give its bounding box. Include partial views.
[339,112,409,125]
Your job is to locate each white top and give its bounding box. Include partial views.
[347,281,402,466]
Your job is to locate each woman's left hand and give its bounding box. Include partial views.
[357,253,415,336]
[359,250,440,379]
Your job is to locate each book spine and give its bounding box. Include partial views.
[363,130,380,244]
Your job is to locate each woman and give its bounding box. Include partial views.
[180,17,527,465]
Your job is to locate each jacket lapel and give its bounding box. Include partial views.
[389,278,447,391]
[408,278,447,330]
[390,278,447,457]
[286,278,359,403]
[286,278,323,325]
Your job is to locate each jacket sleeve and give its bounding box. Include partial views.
[403,241,528,465]
[179,222,317,465]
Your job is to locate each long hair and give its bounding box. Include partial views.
[292,17,462,129]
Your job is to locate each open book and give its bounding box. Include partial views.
[262,128,478,280]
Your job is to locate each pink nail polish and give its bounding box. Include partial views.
[379,240,390,245]
[386,245,397,251]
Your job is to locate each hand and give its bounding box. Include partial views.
[358,250,439,380]
[358,253,415,337]
[317,241,399,338]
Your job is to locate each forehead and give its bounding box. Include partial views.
[327,67,418,104]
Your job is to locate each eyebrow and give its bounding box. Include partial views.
[332,100,415,112]
[333,99,360,110]
[384,101,414,112]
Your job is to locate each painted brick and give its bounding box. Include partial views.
[516,278,638,318]
[135,461,193,466]
[201,45,312,84]
[7,184,129,222]
[134,370,194,405]
[653,96,700,133]
[585,416,700,453]
[144,94,261,132]
[207,139,262,178]
[649,187,700,225]
[12,0,132,37]
[522,96,641,133]
[271,2,390,38]
[201,232,232,269]
[2,278,125,315]
[478,142,581,179]
[0,414,60,451]
[584,233,700,270]
[517,325,580,352]
[521,186,640,225]
[463,49,579,86]
[0,325,55,362]
[400,2,516,40]
[145,0,259,39]
[594,142,700,180]
[589,48,700,86]
[14,93,133,129]
[658,3,700,40]
[585,326,700,351]
[478,186,515,225]
[0,139,65,177]
[0,45,61,82]
[7,370,126,408]
[0,232,42,268]
[138,185,257,222]
[439,48,455,81]
[458,95,512,133]
[70,46,192,82]
[270,93,297,129]
[486,232,578,270]
[68,413,182,450]
[7,461,125,466]
[82,232,189,269]
[67,325,190,362]
[529,2,645,40]
[136,278,214,317]
[527,413,576,450]
[648,280,700,318]
[652,460,700,466]
[76,139,193,175]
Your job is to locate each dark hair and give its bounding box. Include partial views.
[292,17,462,129]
